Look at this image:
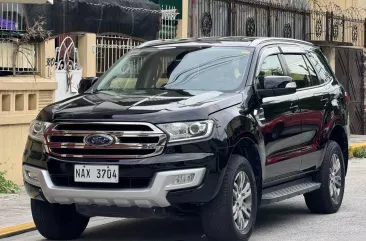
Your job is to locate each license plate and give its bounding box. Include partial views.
[74,165,119,183]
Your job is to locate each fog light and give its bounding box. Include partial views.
[26,171,39,182]
[171,173,195,186]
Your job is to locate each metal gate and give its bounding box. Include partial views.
[54,36,83,102]
[335,47,365,135]
[189,0,311,40]
[96,35,145,77]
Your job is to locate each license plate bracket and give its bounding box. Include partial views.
[74,165,119,183]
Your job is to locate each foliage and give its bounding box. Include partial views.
[0,170,20,194]
[349,147,366,159]
[8,16,51,78]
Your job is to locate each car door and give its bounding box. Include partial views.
[254,46,302,183]
[300,49,334,170]
[280,46,331,171]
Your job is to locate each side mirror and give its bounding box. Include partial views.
[257,76,296,98]
[78,77,98,94]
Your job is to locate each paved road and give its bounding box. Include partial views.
[5,160,366,241]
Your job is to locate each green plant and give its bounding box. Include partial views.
[0,170,20,194]
[352,147,366,158]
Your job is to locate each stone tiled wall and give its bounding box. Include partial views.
[0,77,56,184]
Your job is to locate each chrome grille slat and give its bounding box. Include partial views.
[45,122,167,159]
[48,143,159,149]
[50,131,160,135]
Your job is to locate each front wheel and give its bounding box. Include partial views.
[304,141,346,214]
[31,199,90,240]
[201,155,258,241]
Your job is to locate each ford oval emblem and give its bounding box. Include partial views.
[84,134,115,147]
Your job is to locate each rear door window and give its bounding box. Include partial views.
[303,56,321,86]
[307,50,334,83]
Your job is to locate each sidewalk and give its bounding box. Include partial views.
[350,135,366,146]
[1,134,366,237]
[0,188,32,229]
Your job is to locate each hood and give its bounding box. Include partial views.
[38,89,243,123]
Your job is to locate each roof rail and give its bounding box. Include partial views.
[250,37,313,46]
[138,36,314,48]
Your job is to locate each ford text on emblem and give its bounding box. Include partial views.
[84,134,115,147]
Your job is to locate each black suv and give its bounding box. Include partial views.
[23,37,348,241]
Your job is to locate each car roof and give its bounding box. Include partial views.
[138,36,314,49]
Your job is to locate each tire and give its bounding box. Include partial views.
[201,155,258,241]
[304,141,346,214]
[31,199,90,240]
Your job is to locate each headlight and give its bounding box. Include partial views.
[29,120,52,142]
[158,120,214,143]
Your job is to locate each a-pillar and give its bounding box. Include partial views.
[78,33,97,78]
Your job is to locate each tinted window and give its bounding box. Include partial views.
[96,46,253,92]
[303,56,321,86]
[259,55,284,77]
[283,55,311,89]
[307,50,334,83]
[257,55,284,89]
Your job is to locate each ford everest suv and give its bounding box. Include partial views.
[23,37,348,241]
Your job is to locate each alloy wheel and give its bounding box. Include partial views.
[233,171,252,231]
[329,154,342,204]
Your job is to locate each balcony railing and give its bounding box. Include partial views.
[0,2,26,32]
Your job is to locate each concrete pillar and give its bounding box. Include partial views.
[38,38,55,79]
[180,0,189,38]
[78,33,97,78]
[177,20,183,38]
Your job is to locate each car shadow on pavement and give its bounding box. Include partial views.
[254,201,315,232]
[66,200,314,241]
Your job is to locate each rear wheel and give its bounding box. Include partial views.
[201,155,257,241]
[304,141,345,214]
[31,199,89,240]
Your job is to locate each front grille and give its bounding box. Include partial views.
[44,122,167,159]
[48,136,160,144]
[51,148,156,156]
[55,123,153,132]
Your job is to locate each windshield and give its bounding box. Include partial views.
[95,46,253,92]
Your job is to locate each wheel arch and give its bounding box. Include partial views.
[209,104,263,202]
[328,124,349,175]
[229,135,263,201]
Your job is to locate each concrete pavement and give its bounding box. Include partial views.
[350,135,366,145]
[2,159,366,241]
[0,188,32,229]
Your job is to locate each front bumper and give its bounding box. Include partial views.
[23,165,206,208]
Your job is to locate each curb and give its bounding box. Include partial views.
[0,222,36,239]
